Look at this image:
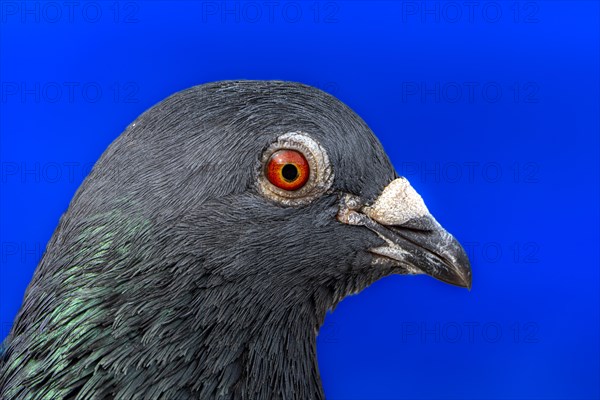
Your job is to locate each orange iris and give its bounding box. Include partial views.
[266,149,310,191]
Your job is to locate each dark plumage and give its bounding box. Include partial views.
[0,81,471,399]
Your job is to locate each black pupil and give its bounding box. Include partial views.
[281,164,299,182]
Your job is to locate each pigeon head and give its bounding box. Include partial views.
[0,81,471,399]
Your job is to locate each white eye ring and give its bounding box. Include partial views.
[257,132,334,206]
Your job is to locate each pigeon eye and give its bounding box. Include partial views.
[266,150,310,191]
[258,132,334,206]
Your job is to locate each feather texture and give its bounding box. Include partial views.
[0,81,397,399]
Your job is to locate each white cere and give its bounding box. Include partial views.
[362,177,431,226]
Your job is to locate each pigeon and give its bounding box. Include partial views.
[0,80,471,399]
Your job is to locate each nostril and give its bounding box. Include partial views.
[388,224,433,234]
[390,216,439,232]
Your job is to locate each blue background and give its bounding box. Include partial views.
[1,1,598,399]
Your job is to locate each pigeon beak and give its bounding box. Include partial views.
[366,214,472,289]
[338,178,472,289]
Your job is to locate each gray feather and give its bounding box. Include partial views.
[0,81,397,399]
